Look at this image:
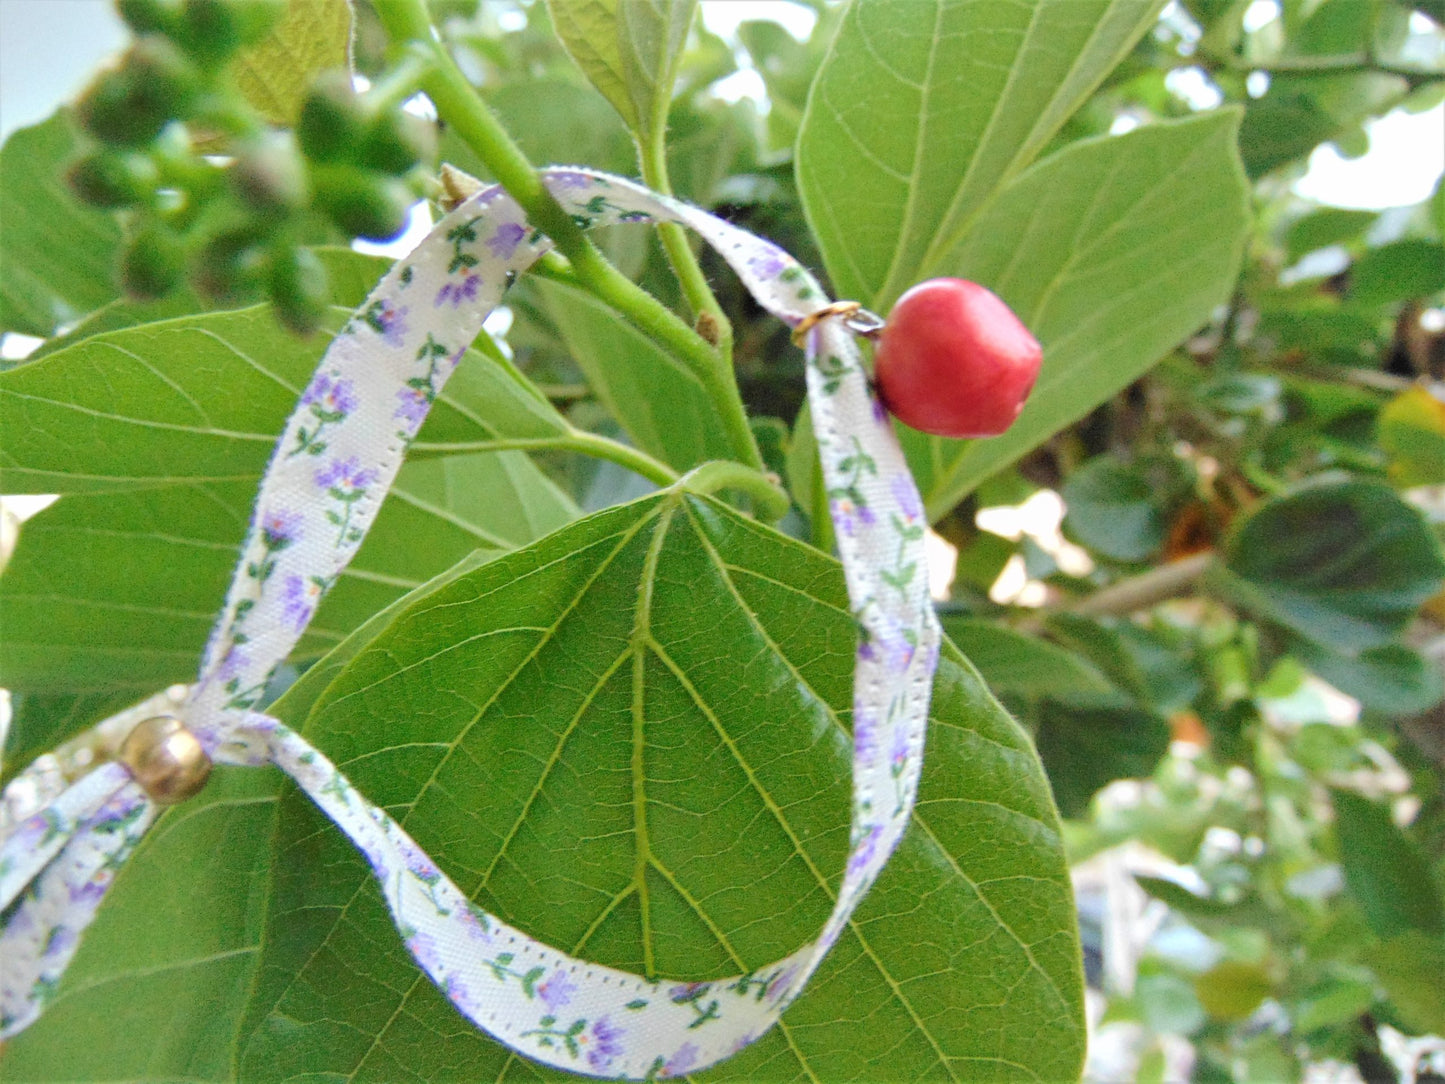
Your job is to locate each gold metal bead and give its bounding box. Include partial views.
[118,715,211,805]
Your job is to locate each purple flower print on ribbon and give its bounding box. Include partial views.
[871,395,890,426]
[394,384,431,435]
[443,974,472,1008]
[316,456,378,545]
[217,644,250,692]
[260,508,303,551]
[891,473,924,524]
[747,245,787,279]
[302,372,358,416]
[281,574,320,632]
[890,726,910,776]
[660,1042,699,1078]
[43,926,77,958]
[830,494,876,537]
[486,221,526,259]
[537,969,577,1014]
[407,930,444,975]
[766,963,800,1005]
[859,619,916,674]
[68,874,108,907]
[457,901,493,944]
[549,170,593,190]
[435,273,480,308]
[290,373,358,457]
[847,823,884,880]
[584,1016,624,1071]
[853,705,880,763]
[357,297,409,346]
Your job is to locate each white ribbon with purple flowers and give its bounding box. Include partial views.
[0,168,940,1079]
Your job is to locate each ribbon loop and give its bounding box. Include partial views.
[0,169,938,1079]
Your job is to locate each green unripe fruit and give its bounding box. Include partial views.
[120,224,187,300]
[310,164,413,241]
[173,0,280,63]
[297,72,371,164]
[191,228,264,303]
[231,133,308,215]
[67,149,160,208]
[116,0,181,35]
[266,245,330,335]
[358,110,436,176]
[78,36,200,145]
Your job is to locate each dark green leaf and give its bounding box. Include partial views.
[1062,458,1167,562]
[1035,701,1171,818]
[1367,932,1445,1035]
[1332,788,1445,940]
[940,617,1116,701]
[1285,207,1377,262]
[1291,638,1444,716]
[1210,480,1445,654]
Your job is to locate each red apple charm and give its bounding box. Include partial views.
[873,278,1042,439]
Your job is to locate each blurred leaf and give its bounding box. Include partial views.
[941,617,1116,700]
[1380,386,1445,486]
[1210,480,1445,654]
[1290,969,1377,1033]
[1135,874,1242,919]
[1137,971,1206,1035]
[1368,931,1445,1035]
[545,0,696,141]
[530,277,734,471]
[232,0,354,124]
[797,0,1163,307]
[1292,638,1445,715]
[1195,961,1272,1021]
[1350,239,1445,307]
[1332,788,1445,940]
[1239,72,1404,177]
[1048,613,1202,712]
[899,113,1250,518]
[229,491,1084,1081]
[1063,458,1167,562]
[1035,701,1171,817]
[1285,207,1378,262]
[0,110,122,337]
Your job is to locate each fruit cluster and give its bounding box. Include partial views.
[67,0,436,333]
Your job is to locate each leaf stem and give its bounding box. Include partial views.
[409,431,680,487]
[675,461,791,522]
[372,0,763,472]
[638,126,735,361]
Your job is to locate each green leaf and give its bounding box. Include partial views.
[529,277,734,471]
[236,491,1083,1081]
[940,617,1115,701]
[1350,239,1445,307]
[1380,386,1445,487]
[797,0,1164,308]
[0,766,285,1083]
[1332,788,1445,940]
[1062,457,1167,563]
[1291,639,1445,716]
[0,110,123,337]
[900,112,1250,518]
[1285,207,1377,262]
[1034,701,1171,818]
[1134,874,1241,919]
[1367,931,1445,1035]
[1209,480,1445,654]
[1,690,138,784]
[545,0,697,141]
[0,302,567,494]
[231,0,354,125]
[0,450,576,693]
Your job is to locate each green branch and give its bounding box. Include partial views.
[372,0,763,472]
[676,462,791,523]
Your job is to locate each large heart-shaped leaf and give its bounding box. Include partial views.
[902,112,1250,517]
[796,0,1163,308]
[229,490,1082,1081]
[0,111,123,337]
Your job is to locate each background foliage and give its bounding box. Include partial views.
[0,0,1442,1081]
